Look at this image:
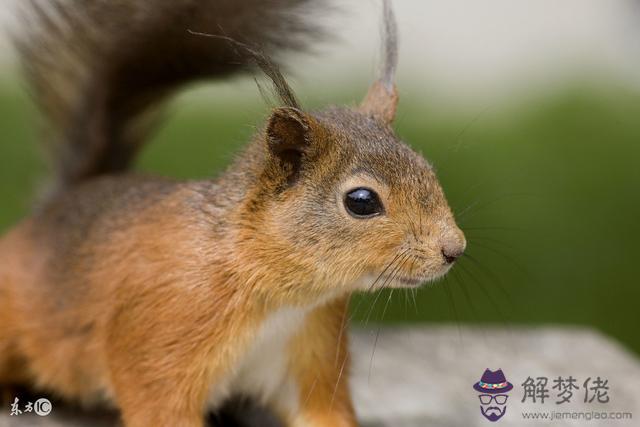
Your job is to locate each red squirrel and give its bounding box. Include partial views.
[0,0,466,426]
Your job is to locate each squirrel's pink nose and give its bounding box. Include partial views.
[441,247,463,264]
[441,227,466,264]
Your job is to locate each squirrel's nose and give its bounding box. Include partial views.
[441,228,466,265]
[441,247,463,264]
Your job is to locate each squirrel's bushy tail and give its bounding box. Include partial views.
[17,0,322,191]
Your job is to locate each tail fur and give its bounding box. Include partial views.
[17,0,322,191]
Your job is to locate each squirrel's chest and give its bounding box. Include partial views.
[207,306,308,411]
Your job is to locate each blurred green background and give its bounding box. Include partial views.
[1,77,639,354]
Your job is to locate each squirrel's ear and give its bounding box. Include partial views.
[265,107,312,185]
[360,81,398,124]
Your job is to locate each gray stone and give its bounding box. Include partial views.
[351,326,640,426]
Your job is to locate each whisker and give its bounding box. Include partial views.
[368,325,382,385]
[410,286,419,315]
[461,225,524,232]
[329,350,348,410]
[468,240,529,277]
[368,288,396,383]
[303,376,319,410]
[411,254,428,261]
[408,247,428,255]
[349,248,410,322]
[362,286,387,327]
[456,262,511,327]
[451,267,480,322]
[380,286,397,323]
[403,253,416,319]
[366,248,411,292]
[334,295,351,366]
[462,252,511,300]
[457,192,536,221]
[451,268,490,343]
[403,285,409,320]
[367,254,413,383]
[364,253,411,325]
[465,235,516,251]
[441,274,462,340]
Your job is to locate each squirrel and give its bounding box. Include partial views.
[0,0,466,426]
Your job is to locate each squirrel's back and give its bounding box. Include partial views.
[18,0,323,194]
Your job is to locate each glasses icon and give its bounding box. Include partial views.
[478,394,509,405]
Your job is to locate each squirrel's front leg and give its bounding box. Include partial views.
[107,324,214,427]
[278,296,358,427]
[105,285,235,427]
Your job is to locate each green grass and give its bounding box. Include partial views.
[2,79,639,354]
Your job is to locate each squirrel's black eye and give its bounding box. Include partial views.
[344,187,384,218]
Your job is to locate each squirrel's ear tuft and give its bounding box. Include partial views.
[266,107,312,185]
[360,0,399,124]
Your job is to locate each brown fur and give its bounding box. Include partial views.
[1,1,465,426]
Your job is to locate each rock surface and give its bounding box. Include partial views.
[2,326,638,426]
[351,326,639,426]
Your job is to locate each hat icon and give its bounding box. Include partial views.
[473,369,513,394]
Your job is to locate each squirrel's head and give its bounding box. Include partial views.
[251,102,465,292]
[235,0,464,295]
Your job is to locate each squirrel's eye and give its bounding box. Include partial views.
[344,187,384,218]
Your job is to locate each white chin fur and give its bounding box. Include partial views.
[353,265,452,291]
